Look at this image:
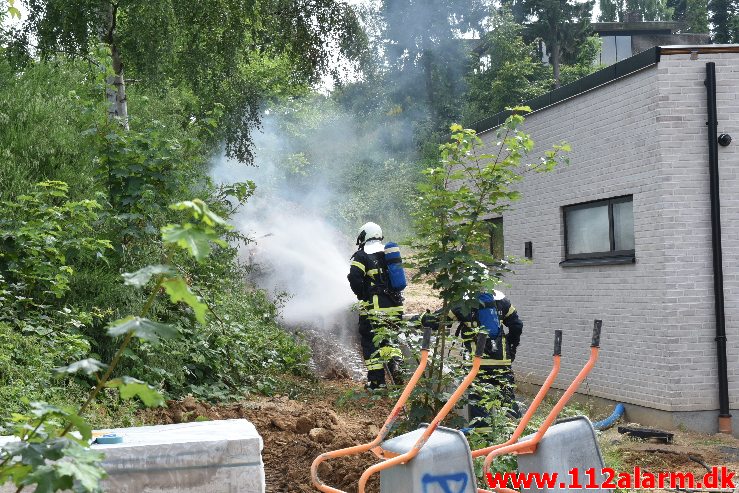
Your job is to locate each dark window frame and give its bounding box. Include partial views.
[563,195,635,261]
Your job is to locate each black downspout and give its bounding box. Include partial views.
[705,62,732,434]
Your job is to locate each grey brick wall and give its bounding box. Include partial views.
[479,52,739,414]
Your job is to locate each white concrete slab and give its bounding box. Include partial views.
[1,419,265,493]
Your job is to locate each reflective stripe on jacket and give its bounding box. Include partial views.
[348,248,403,313]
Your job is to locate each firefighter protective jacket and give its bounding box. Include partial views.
[348,248,403,313]
[420,295,523,366]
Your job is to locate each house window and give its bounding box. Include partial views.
[471,218,504,260]
[487,217,504,259]
[563,196,634,261]
[597,35,632,66]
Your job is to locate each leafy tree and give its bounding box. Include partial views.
[0,181,112,305]
[598,0,621,21]
[464,11,551,123]
[464,10,599,125]
[515,0,594,87]
[0,59,105,200]
[365,111,568,430]
[558,35,602,85]
[675,0,710,33]
[12,0,368,162]
[599,0,673,21]
[709,0,739,42]
[362,112,568,485]
[380,0,491,132]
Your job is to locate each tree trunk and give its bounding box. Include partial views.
[103,1,129,129]
[422,49,436,126]
[106,74,128,129]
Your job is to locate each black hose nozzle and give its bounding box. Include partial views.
[421,327,432,350]
[592,320,602,347]
[554,330,563,356]
[475,333,488,357]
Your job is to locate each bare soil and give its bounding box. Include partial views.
[598,424,739,491]
[140,382,739,493]
[141,381,391,493]
[139,277,739,492]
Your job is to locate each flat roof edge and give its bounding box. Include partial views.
[659,44,739,54]
[471,44,739,135]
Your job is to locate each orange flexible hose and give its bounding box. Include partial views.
[471,355,561,458]
[310,349,430,493]
[480,346,600,490]
[357,354,484,493]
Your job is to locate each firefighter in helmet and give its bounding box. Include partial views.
[420,290,523,424]
[347,222,404,388]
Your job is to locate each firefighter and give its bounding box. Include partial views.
[420,290,523,423]
[347,222,403,389]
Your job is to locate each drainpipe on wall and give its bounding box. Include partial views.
[704,62,732,434]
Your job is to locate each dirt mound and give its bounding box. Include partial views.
[142,381,391,493]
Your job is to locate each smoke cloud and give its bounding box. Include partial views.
[210,106,373,378]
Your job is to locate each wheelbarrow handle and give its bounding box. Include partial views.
[591,320,602,348]
[422,327,432,350]
[475,332,488,357]
[554,329,563,356]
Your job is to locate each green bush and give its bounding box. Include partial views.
[0,60,103,201]
[0,322,90,420]
[0,54,314,429]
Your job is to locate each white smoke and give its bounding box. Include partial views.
[209,112,368,378]
[210,157,357,330]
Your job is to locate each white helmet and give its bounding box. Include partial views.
[356,222,383,246]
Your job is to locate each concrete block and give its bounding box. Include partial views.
[1,420,265,493]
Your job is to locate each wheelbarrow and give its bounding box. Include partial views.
[312,321,606,493]
[478,320,607,493]
[311,329,488,493]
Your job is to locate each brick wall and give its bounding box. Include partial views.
[479,51,739,413]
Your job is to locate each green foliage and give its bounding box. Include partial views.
[464,11,552,123]
[161,200,232,263]
[373,113,569,440]
[55,359,108,376]
[513,0,593,86]
[0,181,112,314]
[559,36,603,86]
[246,94,421,236]
[464,9,599,125]
[161,278,208,324]
[0,198,235,492]
[599,0,674,21]
[105,377,166,407]
[0,403,106,493]
[412,113,568,305]
[174,287,312,400]
[466,381,519,481]
[0,322,90,419]
[100,123,205,233]
[6,0,20,19]
[708,0,739,42]
[14,0,369,164]
[106,316,178,343]
[677,0,710,33]
[0,61,103,201]
[380,0,490,131]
